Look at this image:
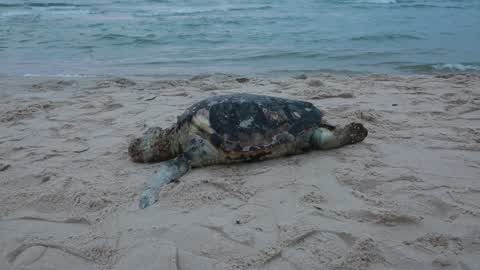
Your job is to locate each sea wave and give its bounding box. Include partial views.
[124,51,328,66]
[397,4,465,9]
[351,33,422,41]
[432,63,480,71]
[348,1,468,9]
[0,10,32,17]
[23,73,91,78]
[187,5,272,14]
[398,63,480,73]
[229,6,273,12]
[0,3,90,8]
[0,8,92,18]
[348,0,396,4]
[93,33,169,45]
[328,52,401,60]
[137,5,273,17]
[238,52,326,61]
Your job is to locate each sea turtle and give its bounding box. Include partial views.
[129,94,368,208]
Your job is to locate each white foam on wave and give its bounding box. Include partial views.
[432,63,480,71]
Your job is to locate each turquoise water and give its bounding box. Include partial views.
[1,0,480,76]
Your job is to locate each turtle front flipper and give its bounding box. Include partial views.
[139,156,190,209]
[139,134,221,208]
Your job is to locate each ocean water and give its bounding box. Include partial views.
[1,0,479,76]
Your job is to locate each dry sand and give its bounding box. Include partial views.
[0,73,479,270]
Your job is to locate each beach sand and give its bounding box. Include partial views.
[0,73,479,270]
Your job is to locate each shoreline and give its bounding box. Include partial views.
[1,73,479,270]
[2,65,480,81]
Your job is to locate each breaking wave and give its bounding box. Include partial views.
[398,63,480,73]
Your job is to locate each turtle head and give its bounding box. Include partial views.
[128,127,175,163]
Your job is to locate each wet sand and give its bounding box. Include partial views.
[0,73,479,270]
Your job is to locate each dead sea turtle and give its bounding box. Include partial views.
[129,94,368,208]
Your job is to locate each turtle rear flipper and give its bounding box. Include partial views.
[311,123,368,150]
[320,119,336,131]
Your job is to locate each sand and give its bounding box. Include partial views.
[0,73,479,270]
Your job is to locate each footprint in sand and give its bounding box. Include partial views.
[8,244,96,270]
[223,223,383,270]
[6,238,114,270]
[103,103,124,112]
[1,103,55,123]
[300,191,326,206]
[403,233,464,254]
[0,210,107,270]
